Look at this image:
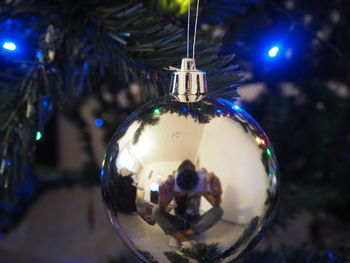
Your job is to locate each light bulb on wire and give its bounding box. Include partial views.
[2,41,17,51]
[268,45,280,58]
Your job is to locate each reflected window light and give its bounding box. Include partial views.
[117,147,138,172]
[133,133,153,159]
[150,183,159,192]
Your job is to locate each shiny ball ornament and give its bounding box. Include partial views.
[101,59,279,263]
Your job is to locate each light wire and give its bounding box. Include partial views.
[187,0,190,58]
[192,0,200,59]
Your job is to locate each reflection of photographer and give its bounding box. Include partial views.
[152,160,223,249]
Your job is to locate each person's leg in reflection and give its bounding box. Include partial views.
[152,206,190,242]
[183,171,224,236]
[153,175,192,247]
[189,206,224,234]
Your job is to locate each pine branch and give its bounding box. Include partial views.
[164,251,190,263]
[180,243,223,263]
[243,243,350,263]
[201,0,260,24]
[105,242,350,263]
[0,0,244,200]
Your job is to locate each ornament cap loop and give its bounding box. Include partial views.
[170,58,208,102]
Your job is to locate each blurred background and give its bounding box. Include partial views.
[0,0,349,262]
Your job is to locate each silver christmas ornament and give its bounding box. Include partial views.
[101,58,279,263]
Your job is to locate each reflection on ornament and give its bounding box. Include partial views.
[101,96,279,263]
[267,148,272,157]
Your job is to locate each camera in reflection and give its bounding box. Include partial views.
[174,169,210,192]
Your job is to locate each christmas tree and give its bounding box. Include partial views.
[0,0,349,262]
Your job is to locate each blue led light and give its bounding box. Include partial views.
[42,96,49,108]
[83,61,89,69]
[268,46,279,57]
[95,118,104,127]
[2,41,16,51]
[327,251,335,260]
[182,106,188,113]
[216,109,222,114]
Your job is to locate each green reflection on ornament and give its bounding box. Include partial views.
[153,107,162,115]
[266,148,272,157]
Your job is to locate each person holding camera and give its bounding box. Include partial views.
[152,160,223,249]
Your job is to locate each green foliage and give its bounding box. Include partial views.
[107,242,350,263]
[242,243,350,263]
[164,251,190,263]
[220,216,260,260]
[180,243,223,263]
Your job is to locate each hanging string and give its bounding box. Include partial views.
[187,0,191,58]
[192,0,200,59]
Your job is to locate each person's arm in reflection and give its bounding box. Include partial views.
[158,175,175,211]
[201,169,223,207]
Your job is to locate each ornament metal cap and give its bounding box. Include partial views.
[170,58,208,102]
